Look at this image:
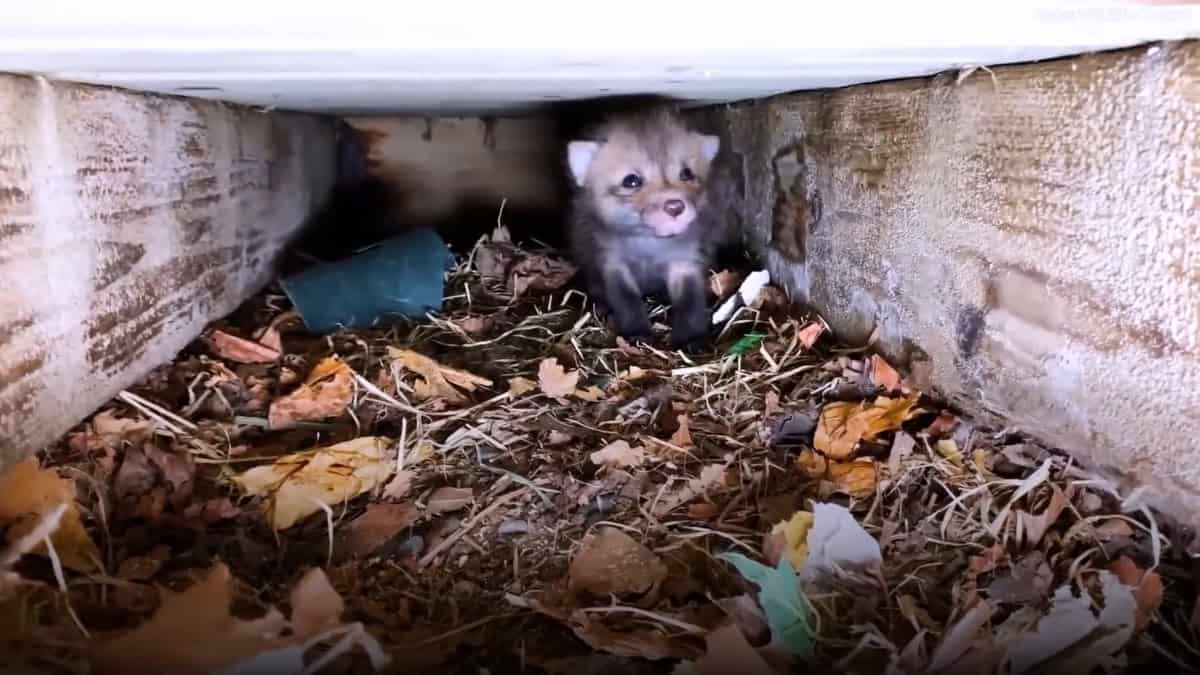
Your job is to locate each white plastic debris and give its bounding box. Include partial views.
[712,269,771,325]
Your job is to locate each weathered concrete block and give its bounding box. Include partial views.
[707,41,1200,521]
[0,75,336,469]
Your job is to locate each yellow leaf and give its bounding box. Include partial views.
[388,348,492,405]
[764,510,814,569]
[828,460,879,498]
[573,385,606,401]
[813,395,921,460]
[232,437,394,530]
[936,439,964,467]
[0,458,100,572]
[537,358,579,398]
[796,449,828,479]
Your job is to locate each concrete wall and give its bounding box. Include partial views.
[0,75,336,469]
[700,40,1200,522]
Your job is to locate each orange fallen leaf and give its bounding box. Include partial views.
[813,395,921,460]
[538,358,580,398]
[590,440,646,469]
[208,329,280,364]
[388,348,492,404]
[427,487,473,514]
[828,460,878,498]
[508,376,538,397]
[568,527,667,598]
[653,463,729,517]
[868,354,902,393]
[1108,556,1163,632]
[796,321,825,349]
[268,355,354,430]
[346,503,420,557]
[670,414,694,448]
[289,567,346,640]
[0,458,101,572]
[89,563,290,675]
[796,449,828,479]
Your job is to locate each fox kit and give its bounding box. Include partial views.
[565,105,729,351]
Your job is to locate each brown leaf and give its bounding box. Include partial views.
[868,354,902,393]
[389,348,492,405]
[887,431,916,476]
[652,463,729,517]
[92,410,154,446]
[925,411,959,437]
[113,441,196,518]
[346,502,420,557]
[116,546,171,581]
[509,254,578,299]
[538,357,580,398]
[267,356,354,430]
[0,458,101,572]
[796,321,825,349]
[289,567,345,640]
[232,436,394,530]
[454,315,493,336]
[180,498,241,528]
[590,440,646,469]
[670,414,694,448]
[763,391,783,417]
[687,621,779,675]
[566,612,697,660]
[813,395,921,460]
[208,329,280,364]
[750,286,789,312]
[89,563,290,675]
[709,270,744,299]
[573,385,606,401]
[1108,556,1163,632]
[427,487,474,514]
[828,460,878,498]
[1017,485,1069,547]
[795,449,827,479]
[383,469,415,501]
[507,376,538,397]
[568,527,667,598]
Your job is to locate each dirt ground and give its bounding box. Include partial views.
[1,224,1198,675]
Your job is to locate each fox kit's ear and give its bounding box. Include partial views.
[567,141,600,187]
[699,134,720,163]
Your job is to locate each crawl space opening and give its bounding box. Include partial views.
[2,5,1200,675]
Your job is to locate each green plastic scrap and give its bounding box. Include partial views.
[726,332,767,357]
[716,552,816,660]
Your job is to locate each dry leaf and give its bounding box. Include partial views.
[268,356,354,430]
[568,527,667,598]
[763,510,814,568]
[90,563,290,675]
[795,449,827,479]
[1017,485,1069,547]
[573,385,606,401]
[653,463,729,517]
[507,376,538,397]
[812,395,921,460]
[0,458,100,572]
[1108,556,1163,632]
[887,432,916,476]
[868,354,902,393]
[427,487,473,514]
[92,409,154,445]
[510,254,578,299]
[181,498,241,528]
[289,567,345,640]
[113,441,196,520]
[345,503,420,557]
[590,440,646,469]
[455,315,493,336]
[935,438,964,467]
[232,436,394,530]
[538,358,580,398]
[670,414,694,448]
[828,460,878,498]
[796,322,825,349]
[382,469,415,501]
[389,348,492,404]
[925,411,959,437]
[684,621,779,675]
[208,329,280,364]
[709,270,744,299]
[764,391,783,417]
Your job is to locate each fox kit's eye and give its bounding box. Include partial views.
[621,174,643,189]
[679,167,695,182]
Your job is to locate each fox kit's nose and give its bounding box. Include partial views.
[663,199,686,217]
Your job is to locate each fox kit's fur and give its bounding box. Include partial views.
[565,104,730,350]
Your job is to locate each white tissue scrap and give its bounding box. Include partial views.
[712,269,771,325]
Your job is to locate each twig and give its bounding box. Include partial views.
[418,487,529,567]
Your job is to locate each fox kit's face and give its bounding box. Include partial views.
[567,113,720,238]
